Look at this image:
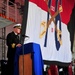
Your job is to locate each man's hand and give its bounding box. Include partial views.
[16,44,22,47]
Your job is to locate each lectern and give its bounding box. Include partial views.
[19,53,32,75]
[14,43,44,75]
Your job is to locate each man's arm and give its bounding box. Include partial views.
[6,32,16,48]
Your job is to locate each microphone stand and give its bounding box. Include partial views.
[22,35,29,75]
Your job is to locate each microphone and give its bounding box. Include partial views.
[21,35,29,38]
[20,35,29,44]
[25,35,29,38]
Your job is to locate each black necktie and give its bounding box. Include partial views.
[17,35,19,40]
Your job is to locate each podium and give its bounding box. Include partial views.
[19,53,32,75]
[14,43,44,75]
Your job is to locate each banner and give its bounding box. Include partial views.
[24,0,75,64]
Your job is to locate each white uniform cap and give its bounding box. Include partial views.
[13,23,21,29]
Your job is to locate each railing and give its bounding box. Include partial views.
[0,0,22,23]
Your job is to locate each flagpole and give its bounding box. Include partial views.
[20,0,29,75]
[20,0,29,43]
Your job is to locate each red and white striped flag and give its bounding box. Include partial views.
[24,0,75,64]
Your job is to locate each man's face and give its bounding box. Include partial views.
[14,28,21,34]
